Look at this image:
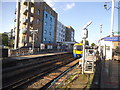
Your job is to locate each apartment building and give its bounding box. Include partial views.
[65,26,75,42]
[56,21,66,43]
[14,0,57,49]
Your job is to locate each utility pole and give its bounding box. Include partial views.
[32,30,35,54]
[14,0,20,49]
[99,24,103,58]
[30,29,38,54]
[110,0,115,60]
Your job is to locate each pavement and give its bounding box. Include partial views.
[100,60,120,89]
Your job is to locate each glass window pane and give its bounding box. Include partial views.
[37,10,40,15]
[38,2,40,6]
[37,19,40,24]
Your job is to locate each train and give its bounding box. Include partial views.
[73,43,83,58]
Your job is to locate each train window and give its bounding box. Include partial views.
[73,46,77,50]
[74,45,83,51]
[76,46,83,50]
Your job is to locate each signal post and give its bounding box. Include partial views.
[81,21,92,74]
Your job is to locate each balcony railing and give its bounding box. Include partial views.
[31,2,34,7]
[23,7,28,15]
[30,21,33,27]
[31,12,34,17]
[24,0,27,5]
[22,18,27,25]
[22,29,27,34]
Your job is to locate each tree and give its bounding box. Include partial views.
[0,33,8,46]
[81,40,89,46]
[8,39,14,48]
[91,43,95,47]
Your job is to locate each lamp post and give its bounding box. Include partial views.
[30,29,38,54]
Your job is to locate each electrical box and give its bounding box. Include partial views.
[82,29,88,39]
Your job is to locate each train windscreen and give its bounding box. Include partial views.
[74,45,83,51]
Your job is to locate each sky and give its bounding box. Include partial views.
[1,0,119,45]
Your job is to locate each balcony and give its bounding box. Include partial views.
[15,9,17,14]
[14,19,16,22]
[22,29,27,34]
[23,7,28,15]
[22,18,27,25]
[30,21,33,27]
[24,0,27,5]
[31,12,34,17]
[31,2,34,7]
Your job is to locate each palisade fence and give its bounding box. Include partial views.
[9,48,32,57]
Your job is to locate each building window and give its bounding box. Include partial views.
[50,24,52,29]
[50,11,52,15]
[49,32,51,36]
[38,2,40,6]
[44,38,46,41]
[37,19,40,24]
[36,36,38,41]
[50,17,52,22]
[45,22,47,25]
[44,6,47,9]
[46,14,48,18]
[37,10,40,15]
[44,30,47,34]
[49,40,51,43]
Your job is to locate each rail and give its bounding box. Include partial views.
[2,52,76,89]
[46,63,78,90]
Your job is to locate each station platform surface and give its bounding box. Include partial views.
[2,52,68,61]
[100,60,120,89]
[13,52,68,60]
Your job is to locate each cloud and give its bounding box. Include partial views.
[64,3,75,10]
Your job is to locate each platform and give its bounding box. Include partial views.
[100,60,120,89]
[2,52,69,63]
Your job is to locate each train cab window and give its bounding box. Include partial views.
[74,45,83,51]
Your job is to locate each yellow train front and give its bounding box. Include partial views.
[73,43,83,58]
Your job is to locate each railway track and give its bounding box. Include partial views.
[39,60,79,90]
[2,52,78,89]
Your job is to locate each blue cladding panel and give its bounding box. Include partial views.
[42,11,55,43]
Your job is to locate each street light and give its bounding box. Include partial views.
[30,29,38,54]
[104,1,120,10]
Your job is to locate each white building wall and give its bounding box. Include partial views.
[100,39,114,60]
[56,21,66,42]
